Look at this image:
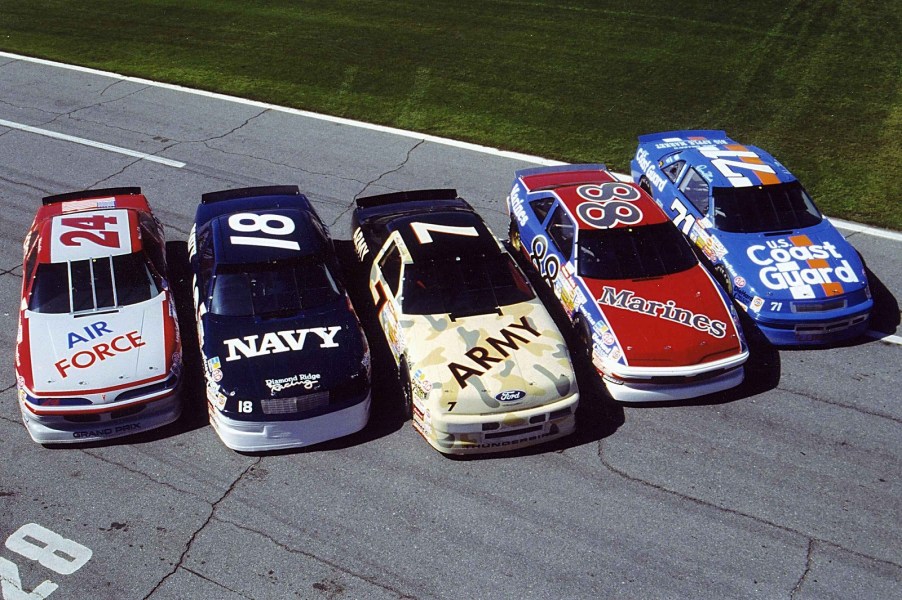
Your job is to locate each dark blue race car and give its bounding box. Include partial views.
[631,130,872,345]
[188,186,370,451]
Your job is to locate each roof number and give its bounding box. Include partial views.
[227,212,301,251]
[59,214,120,248]
[575,183,643,229]
[410,221,479,244]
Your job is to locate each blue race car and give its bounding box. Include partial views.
[631,130,872,345]
[188,186,371,451]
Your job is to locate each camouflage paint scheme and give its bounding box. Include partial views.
[353,191,578,455]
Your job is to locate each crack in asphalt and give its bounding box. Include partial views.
[596,440,902,571]
[212,516,418,599]
[0,97,58,115]
[80,450,206,502]
[329,139,426,228]
[201,108,269,143]
[141,457,261,600]
[778,385,902,424]
[0,174,52,196]
[181,566,256,600]
[44,84,151,127]
[790,539,815,599]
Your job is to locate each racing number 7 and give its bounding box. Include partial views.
[410,221,479,244]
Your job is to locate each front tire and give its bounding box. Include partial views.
[713,263,734,296]
[398,359,413,421]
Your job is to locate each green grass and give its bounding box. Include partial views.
[2,0,900,229]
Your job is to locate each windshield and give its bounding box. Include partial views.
[29,252,161,314]
[402,253,534,317]
[210,259,340,317]
[578,223,697,280]
[712,181,822,233]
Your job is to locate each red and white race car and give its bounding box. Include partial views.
[15,188,183,443]
[507,165,749,402]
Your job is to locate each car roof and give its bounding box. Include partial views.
[388,209,501,264]
[34,188,151,263]
[638,130,796,188]
[516,164,669,229]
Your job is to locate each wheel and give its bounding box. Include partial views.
[713,263,734,296]
[398,359,413,421]
[508,215,522,252]
[573,314,593,362]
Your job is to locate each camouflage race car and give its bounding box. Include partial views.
[507,165,748,402]
[15,188,183,443]
[631,130,872,345]
[352,189,579,455]
[189,186,371,452]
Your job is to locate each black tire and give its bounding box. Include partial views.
[398,359,413,421]
[713,263,734,296]
[573,314,593,362]
[509,215,522,252]
[638,177,653,196]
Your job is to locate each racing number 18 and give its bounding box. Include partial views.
[228,213,301,251]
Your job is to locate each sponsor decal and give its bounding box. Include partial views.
[448,315,541,389]
[746,237,858,299]
[265,373,321,394]
[223,326,341,361]
[635,148,667,193]
[598,286,728,338]
[54,325,146,378]
[652,136,729,150]
[495,389,526,403]
[734,275,746,288]
[750,296,765,312]
[412,369,432,400]
[509,186,528,227]
[211,369,223,382]
[72,423,140,439]
[474,429,558,449]
[353,227,369,260]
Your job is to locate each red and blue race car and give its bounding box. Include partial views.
[631,130,872,345]
[507,165,748,402]
[15,188,183,443]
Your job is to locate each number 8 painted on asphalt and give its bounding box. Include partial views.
[5,524,92,576]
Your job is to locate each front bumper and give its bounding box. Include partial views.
[412,391,578,455]
[752,310,870,346]
[208,393,371,452]
[19,389,182,444]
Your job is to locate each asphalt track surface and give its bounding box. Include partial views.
[0,53,900,600]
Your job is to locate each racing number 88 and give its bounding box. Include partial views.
[575,183,643,229]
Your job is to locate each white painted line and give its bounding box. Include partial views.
[0,51,563,167]
[865,330,902,346]
[829,217,902,242]
[0,117,185,168]
[1,51,901,243]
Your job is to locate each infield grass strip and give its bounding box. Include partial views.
[0,0,899,229]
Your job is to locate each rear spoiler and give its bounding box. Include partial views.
[202,185,300,205]
[514,163,607,179]
[355,189,459,209]
[42,187,141,206]
[637,130,727,143]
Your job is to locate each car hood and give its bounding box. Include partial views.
[584,266,744,368]
[401,299,575,415]
[200,301,367,400]
[21,294,172,398]
[718,220,868,302]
